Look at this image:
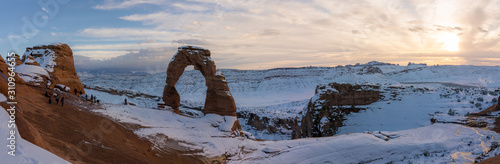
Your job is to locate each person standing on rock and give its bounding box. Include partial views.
[124,98,128,105]
[48,97,52,104]
[55,96,60,104]
[61,97,64,106]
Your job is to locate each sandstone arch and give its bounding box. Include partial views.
[163,46,237,116]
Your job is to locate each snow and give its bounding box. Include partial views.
[215,70,223,76]
[0,94,6,102]
[93,104,246,157]
[78,62,500,163]
[0,95,69,164]
[50,42,64,46]
[15,64,50,84]
[23,47,57,72]
[55,84,71,92]
[240,124,500,164]
[79,64,500,138]
[91,103,500,163]
[179,45,208,50]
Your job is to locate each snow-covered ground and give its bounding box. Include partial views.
[0,94,69,164]
[92,102,500,163]
[79,62,500,163]
[79,63,500,137]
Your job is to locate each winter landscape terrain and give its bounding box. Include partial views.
[78,61,500,163]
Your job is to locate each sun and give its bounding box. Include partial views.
[437,32,460,52]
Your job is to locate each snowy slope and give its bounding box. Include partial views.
[15,64,50,85]
[0,94,69,164]
[92,102,500,164]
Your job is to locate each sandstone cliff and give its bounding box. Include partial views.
[20,43,84,94]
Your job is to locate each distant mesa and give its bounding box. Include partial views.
[163,46,238,117]
[15,43,85,94]
[407,62,427,66]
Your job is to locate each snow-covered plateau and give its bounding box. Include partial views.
[79,62,500,163]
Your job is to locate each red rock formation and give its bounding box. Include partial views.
[163,46,237,116]
[14,54,23,66]
[22,56,41,66]
[0,55,25,86]
[295,83,380,138]
[22,43,84,94]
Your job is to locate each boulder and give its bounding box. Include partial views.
[295,83,380,138]
[163,46,237,116]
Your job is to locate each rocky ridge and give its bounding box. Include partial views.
[19,43,84,94]
[295,83,380,138]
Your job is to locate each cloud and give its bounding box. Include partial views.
[93,0,164,10]
[79,0,500,70]
[408,26,424,32]
[172,3,209,12]
[75,47,178,73]
[259,28,281,36]
[171,39,208,45]
[80,28,175,38]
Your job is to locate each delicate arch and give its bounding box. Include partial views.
[163,46,237,116]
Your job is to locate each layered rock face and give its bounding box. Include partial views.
[0,55,25,87]
[294,83,380,138]
[163,46,237,116]
[20,43,84,94]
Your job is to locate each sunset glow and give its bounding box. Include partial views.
[2,0,500,72]
[438,33,460,52]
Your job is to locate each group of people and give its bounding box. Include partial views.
[85,94,99,103]
[46,91,64,106]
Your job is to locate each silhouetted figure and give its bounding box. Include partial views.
[124,98,128,105]
[91,95,94,103]
[48,98,52,104]
[44,91,49,97]
[85,94,88,101]
[61,97,64,106]
[74,89,77,95]
[80,91,83,95]
[93,96,96,103]
[55,96,59,104]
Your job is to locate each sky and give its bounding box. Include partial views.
[1,0,500,73]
